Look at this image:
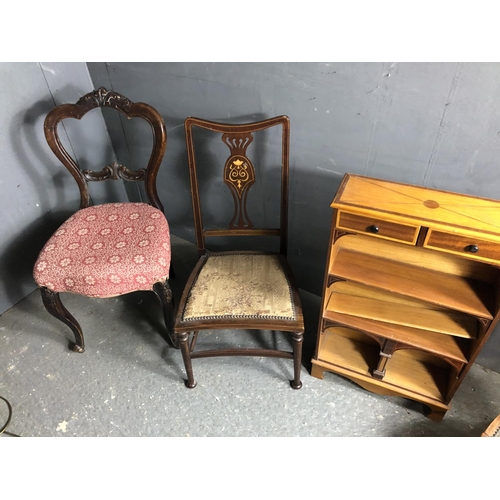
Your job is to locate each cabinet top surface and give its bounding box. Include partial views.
[332,174,500,236]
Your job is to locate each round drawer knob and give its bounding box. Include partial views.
[467,245,479,253]
[368,225,379,234]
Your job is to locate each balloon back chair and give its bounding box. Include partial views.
[174,115,304,389]
[33,87,176,353]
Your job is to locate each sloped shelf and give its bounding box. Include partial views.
[323,310,470,365]
[326,281,478,339]
[323,282,471,364]
[316,327,449,405]
[328,235,496,320]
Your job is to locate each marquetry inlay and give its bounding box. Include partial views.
[224,155,255,198]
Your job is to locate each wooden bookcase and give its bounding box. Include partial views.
[311,174,500,421]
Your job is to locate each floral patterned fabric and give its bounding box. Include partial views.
[181,254,296,321]
[33,203,171,298]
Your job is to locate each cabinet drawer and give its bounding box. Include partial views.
[425,230,500,264]
[337,211,419,244]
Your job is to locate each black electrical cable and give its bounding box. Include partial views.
[0,396,20,437]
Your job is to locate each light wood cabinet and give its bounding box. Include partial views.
[311,174,500,421]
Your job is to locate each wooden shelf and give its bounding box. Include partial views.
[323,283,470,363]
[329,235,495,319]
[316,327,448,404]
[385,349,449,403]
[330,232,499,284]
[323,310,470,364]
[326,281,478,339]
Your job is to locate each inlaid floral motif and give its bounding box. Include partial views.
[224,156,255,198]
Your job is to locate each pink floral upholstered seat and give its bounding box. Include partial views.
[34,203,171,298]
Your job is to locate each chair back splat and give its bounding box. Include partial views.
[174,115,304,389]
[185,115,289,257]
[44,86,166,211]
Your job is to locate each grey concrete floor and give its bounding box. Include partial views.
[1,235,500,437]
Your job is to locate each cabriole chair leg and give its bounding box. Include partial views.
[40,287,85,353]
[153,280,178,348]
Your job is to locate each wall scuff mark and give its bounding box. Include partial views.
[422,62,463,186]
[40,64,55,75]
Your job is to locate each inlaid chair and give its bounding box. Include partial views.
[174,115,304,389]
[33,87,176,353]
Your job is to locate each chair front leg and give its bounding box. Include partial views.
[169,262,176,279]
[178,332,197,388]
[291,331,304,389]
[40,287,85,353]
[153,280,179,348]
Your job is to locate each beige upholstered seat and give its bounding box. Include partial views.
[181,253,296,322]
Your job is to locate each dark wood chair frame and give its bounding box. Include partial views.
[174,115,304,389]
[40,87,176,353]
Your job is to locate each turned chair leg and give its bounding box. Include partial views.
[153,280,179,348]
[40,287,85,353]
[291,331,304,389]
[178,332,197,388]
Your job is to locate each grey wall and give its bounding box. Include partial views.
[0,62,127,315]
[86,62,500,372]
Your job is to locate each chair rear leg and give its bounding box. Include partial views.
[178,332,197,388]
[153,280,179,348]
[40,287,85,353]
[291,331,303,389]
